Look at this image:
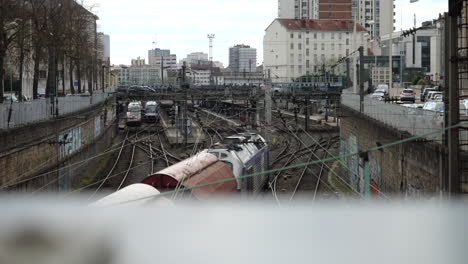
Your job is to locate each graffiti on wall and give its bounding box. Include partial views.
[94,115,101,138]
[340,135,382,197]
[59,127,82,159]
[58,162,71,191]
[368,153,382,196]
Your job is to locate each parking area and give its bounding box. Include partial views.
[389,87,423,103]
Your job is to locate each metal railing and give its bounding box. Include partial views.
[0,88,115,130]
[341,93,445,141]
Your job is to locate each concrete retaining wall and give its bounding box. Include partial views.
[339,106,444,197]
[0,96,117,191]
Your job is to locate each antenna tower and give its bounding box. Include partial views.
[207,34,215,62]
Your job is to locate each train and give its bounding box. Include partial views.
[93,133,269,205]
[126,101,143,126]
[143,101,159,123]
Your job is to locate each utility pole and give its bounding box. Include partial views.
[265,69,272,143]
[447,11,460,195]
[305,95,309,130]
[207,34,215,86]
[352,20,358,93]
[413,13,416,65]
[346,58,350,88]
[359,46,364,113]
[161,55,164,86]
[182,61,188,146]
[389,6,393,91]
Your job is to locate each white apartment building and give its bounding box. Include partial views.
[191,69,211,86]
[182,52,209,64]
[148,48,177,68]
[278,0,319,19]
[372,67,391,86]
[131,57,146,67]
[98,33,110,61]
[352,0,395,38]
[264,19,368,83]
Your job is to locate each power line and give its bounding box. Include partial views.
[108,121,468,206]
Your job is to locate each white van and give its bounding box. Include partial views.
[375,84,389,94]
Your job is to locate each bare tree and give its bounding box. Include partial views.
[0,0,22,103]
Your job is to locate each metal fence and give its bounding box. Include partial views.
[0,88,115,130]
[341,93,445,142]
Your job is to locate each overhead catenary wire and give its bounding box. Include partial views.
[108,120,468,206]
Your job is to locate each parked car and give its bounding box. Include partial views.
[2,93,19,103]
[432,93,443,101]
[375,84,389,94]
[427,91,443,101]
[423,101,444,112]
[400,89,416,103]
[117,86,129,93]
[420,87,438,102]
[371,91,385,100]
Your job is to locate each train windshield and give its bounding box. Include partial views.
[146,105,157,113]
[128,106,140,113]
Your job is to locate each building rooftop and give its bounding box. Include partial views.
[273,19,367,32]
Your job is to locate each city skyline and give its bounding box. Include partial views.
[89,0,447,66]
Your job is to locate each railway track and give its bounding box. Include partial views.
[267,111,340,202]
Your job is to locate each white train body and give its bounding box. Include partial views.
[206,133,269,193]
[126,101,142,126]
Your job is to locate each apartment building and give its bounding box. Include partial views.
[148,48,177,68]
[278,0,319,19]
[318,0,352,20]
[352,0,395,38]
[264,19,367,82]
[229,45,257,73]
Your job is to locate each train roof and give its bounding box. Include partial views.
[128,101,142,106]
[91,184,171,207]
[141,152,237,199]
[146,101,158,106]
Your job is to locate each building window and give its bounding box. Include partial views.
[298,34,302,39]
[290,33,294,39]
[339,33,342,40]
[298,43,302,50]
[346,39,350,45]
[306,38,309,45]
[314,43,317,50]
[298,66,303,75]
[321,43,325,51]
[306,48,309,56]
[314,33,317,39]
[290,53,294,62]
[321,54,325,62]
[331,32,335,39]
[306,60,310,68]
[331,44,335,51]
[298,55,302,63]
[314,54,317,63]
[321,32,325,39]
[346,49,349,56]
[291,43,294,50]
[290,65,295,74]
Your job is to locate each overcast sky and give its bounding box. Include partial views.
[87,0,448,66]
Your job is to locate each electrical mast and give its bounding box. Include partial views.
[207,34,215,85]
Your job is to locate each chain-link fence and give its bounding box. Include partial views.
[341,93,445,141]
[0,89,115,130]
